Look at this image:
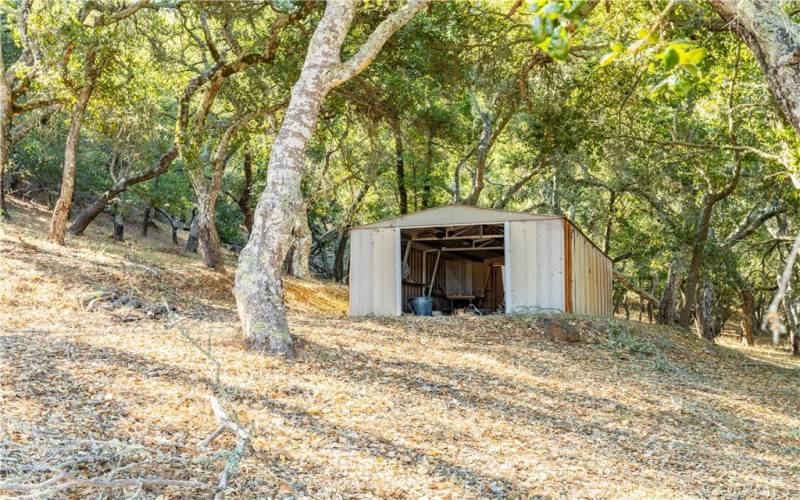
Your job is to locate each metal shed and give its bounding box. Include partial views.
[348,205,613,317]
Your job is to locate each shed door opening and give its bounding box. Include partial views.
[400,224,506,315]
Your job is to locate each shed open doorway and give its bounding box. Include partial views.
[400,223,506,315]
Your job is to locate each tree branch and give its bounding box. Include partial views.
[327,0,430,88]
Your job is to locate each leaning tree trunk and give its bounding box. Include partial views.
[68,186,122,235]
[48,81,94,245]
[709,0,800,134]
[69,146,178,235]
[234,0,428,355]
[234,13,348,355]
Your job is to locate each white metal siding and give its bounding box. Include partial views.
[571,227,613,316]
[349,229,373,316]
[507,219,565,313]
[348,227,400,316]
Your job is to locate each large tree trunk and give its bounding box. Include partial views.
[69,146,179,235]
[234,5,352,355]
[48,79,95,245]
[234,0,428,355]
[708,0,800,134]
[68,187,120,236]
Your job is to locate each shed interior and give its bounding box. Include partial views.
[400,224,505,315]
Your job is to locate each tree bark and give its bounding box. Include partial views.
[394,126,407,214]
[461,104,514,206]
[141,206,152,237]
[694,282,721,341]
[0,57,11,220]
[739,285,757,346]
[112,211,124,242]
[784,277,799,356]
[68,146,179,235]
[288,204,312,279]
[189,169,224,271]
[422,127,433,209]
[185,210,199,253]
[333,231,349,282]
[659,257,685,326]
[48,72,95,245]
[155,208,181,245]
[680,200,714,326]
[239,151,254,235]
[603,191,617,254]
[234,0,428,356]
[708,0,800,134]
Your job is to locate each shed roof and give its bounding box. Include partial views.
[354,205,560,229]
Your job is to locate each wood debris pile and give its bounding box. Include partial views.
[79,289,176,322]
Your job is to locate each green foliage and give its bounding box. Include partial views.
[530,0,586,60]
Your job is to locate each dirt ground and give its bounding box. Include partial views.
[1,199,799,498]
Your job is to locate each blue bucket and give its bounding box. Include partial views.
[409,296,433,316]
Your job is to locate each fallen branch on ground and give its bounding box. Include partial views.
[201,396,252,500]
[0,470,210,494]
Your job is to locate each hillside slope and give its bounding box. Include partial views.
[1,199,799,498]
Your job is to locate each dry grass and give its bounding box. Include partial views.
[1,199,799,498]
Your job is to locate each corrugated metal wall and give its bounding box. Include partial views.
[349,228,399,316]
[570,226,613,316]
[506,219,565,313]
[350,217,612,317]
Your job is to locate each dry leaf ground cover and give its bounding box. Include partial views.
[1,199,799,498]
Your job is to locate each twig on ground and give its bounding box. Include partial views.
[0,471,210,494]
[201,396,252,500]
